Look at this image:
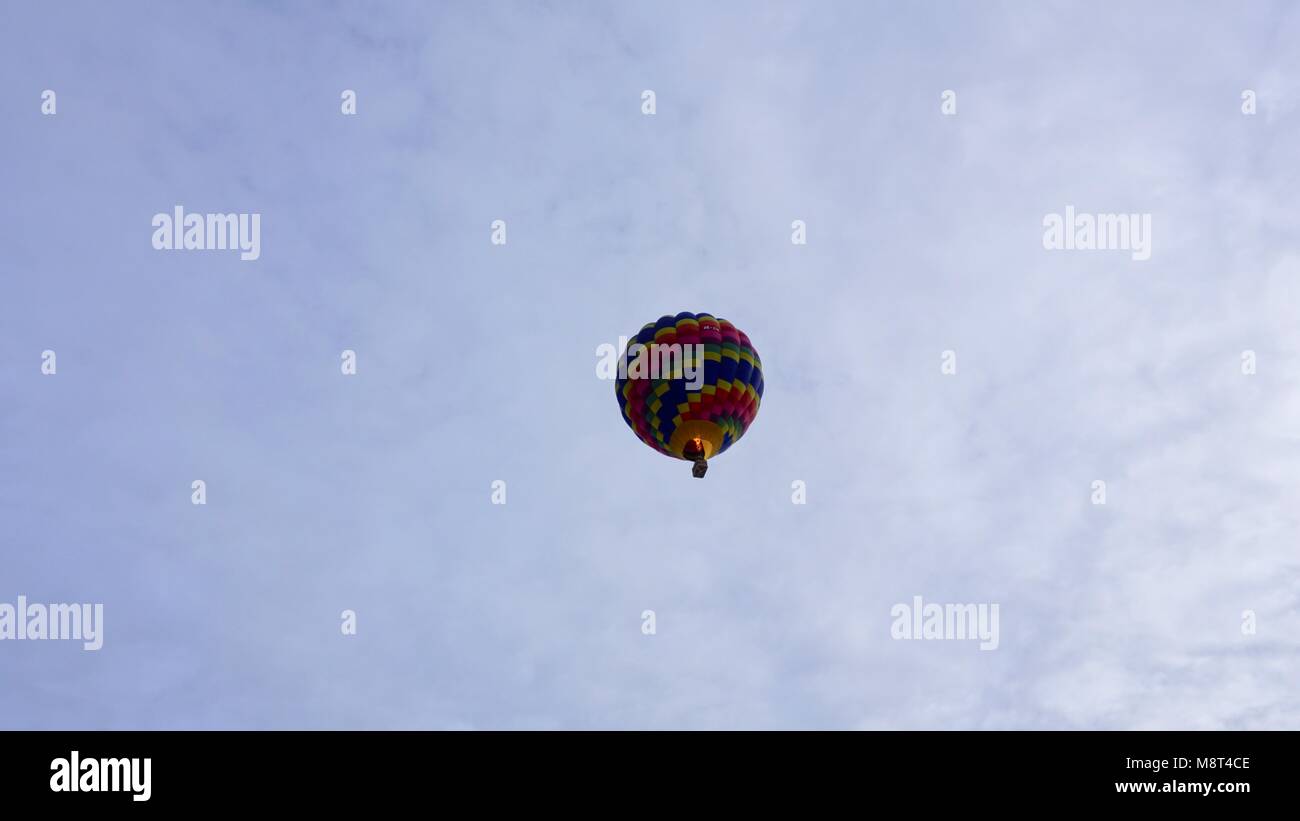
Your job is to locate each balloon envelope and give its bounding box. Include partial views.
[614,311,764,464]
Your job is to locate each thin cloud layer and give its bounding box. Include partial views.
[1,1,1297,728]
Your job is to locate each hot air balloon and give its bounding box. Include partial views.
[614,311,763,478]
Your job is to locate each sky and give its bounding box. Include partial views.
[1,0,1298,729]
